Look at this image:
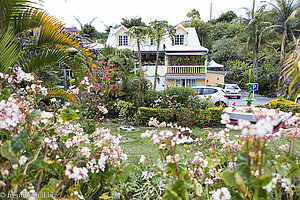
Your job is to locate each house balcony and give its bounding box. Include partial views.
[165,66,207,80]
[167,66,206,74]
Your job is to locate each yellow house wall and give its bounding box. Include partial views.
[167,80,175,87]
[176,27,188,34]
[206,72,224,86]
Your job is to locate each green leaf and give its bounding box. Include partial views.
[0,88,11,101]
[172,179,188,199]
[162,188,182,200]
[253,175,273,187]
[82,119,96,134]
[193,182,203,197]
[60,108,78,122]
[0,140,15,160]
[25,109,41,122]
[236,152,250,179]
[222,169,236,186]
[275,162,290,177]
[11,131,28,153]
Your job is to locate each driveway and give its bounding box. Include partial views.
[227,90,275,107]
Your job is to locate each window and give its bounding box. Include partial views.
[175,79,196,87]
[186,79,196,87]
[203,88,217,95]
[118,35,128,46]
[175,34,184,45]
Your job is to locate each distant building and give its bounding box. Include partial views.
[65,27,80,36]
[106,24,209,91]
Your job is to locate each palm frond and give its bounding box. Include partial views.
[42,88,79,107]
[18,48,75,73]
[0,30,20,73]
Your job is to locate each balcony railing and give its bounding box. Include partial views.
[167,66,206,74]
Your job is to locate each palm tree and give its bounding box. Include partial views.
[239,0,271,80]
[148,20,174,90]
[265,0,300,65]
[0,0,91,74]
[126,26,148,103]
[280,39,300,98]
[126,26,148,79]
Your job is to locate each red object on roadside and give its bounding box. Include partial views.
[232,102,236,107]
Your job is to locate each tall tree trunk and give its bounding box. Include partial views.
[280,25,288,66]
[137,40,144,104]
[255,53,259,81]
[153,39,160,90]
[252,46,256,80]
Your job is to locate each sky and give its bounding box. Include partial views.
[40,0,256,32]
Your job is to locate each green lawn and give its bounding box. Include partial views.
[104,125,300,163]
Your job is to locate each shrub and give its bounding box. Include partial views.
[172,95,221,128]
[207,107,224,125]
[270,98,300,114]
[175,107,224,128]
[143,87,195,109]
[135,107,176,126]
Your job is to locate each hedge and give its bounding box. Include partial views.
[135,106,224,127]
[270,99,300,114]
[135,107,176,126]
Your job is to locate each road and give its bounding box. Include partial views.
[227,90,275,107]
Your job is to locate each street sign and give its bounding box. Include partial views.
[251,83,258,91]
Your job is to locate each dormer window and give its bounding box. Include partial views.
[118,35,128,46]
[175,34,184,45]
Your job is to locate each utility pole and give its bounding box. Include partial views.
[210,3,212,20]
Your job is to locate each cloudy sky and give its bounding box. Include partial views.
[40,0,258,32]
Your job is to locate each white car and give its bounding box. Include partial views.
[223,84,242,99]
[295,93,300,104]
[192,86,229,107]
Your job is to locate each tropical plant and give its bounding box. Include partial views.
[148,20,174,90]
[184,19,213,48]
[121,17,146,28]
[0,0,91,75]
[238,0,276,80]
[280,39,300,99]
[264,0,300,65]
[186,9,201,19]
[126,26,148,103]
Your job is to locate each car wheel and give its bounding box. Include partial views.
[237,96,241,99]
[215,101,226,107]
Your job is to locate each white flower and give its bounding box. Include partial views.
[19,155,28,165]
[12,164,18,170]
[141,171,155,180]
[221,114,231,124]
[140,155,146,163]
[211,187,231,200]
[50,98,57,103]
[2,169,9,177]
[40,87,48,96]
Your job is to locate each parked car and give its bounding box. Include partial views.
[223,84,242,99]
[295,93,300,104]
[192,86,229,107]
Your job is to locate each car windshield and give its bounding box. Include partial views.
[227,85,239,89]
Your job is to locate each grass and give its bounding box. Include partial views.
[104,125,300,163]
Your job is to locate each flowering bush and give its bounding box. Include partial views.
[173,94,216,128]
[140,107,300,199]
[0,68,126,199]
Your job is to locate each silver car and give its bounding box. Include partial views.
[193,86,229,107]
[223,84,242,99]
